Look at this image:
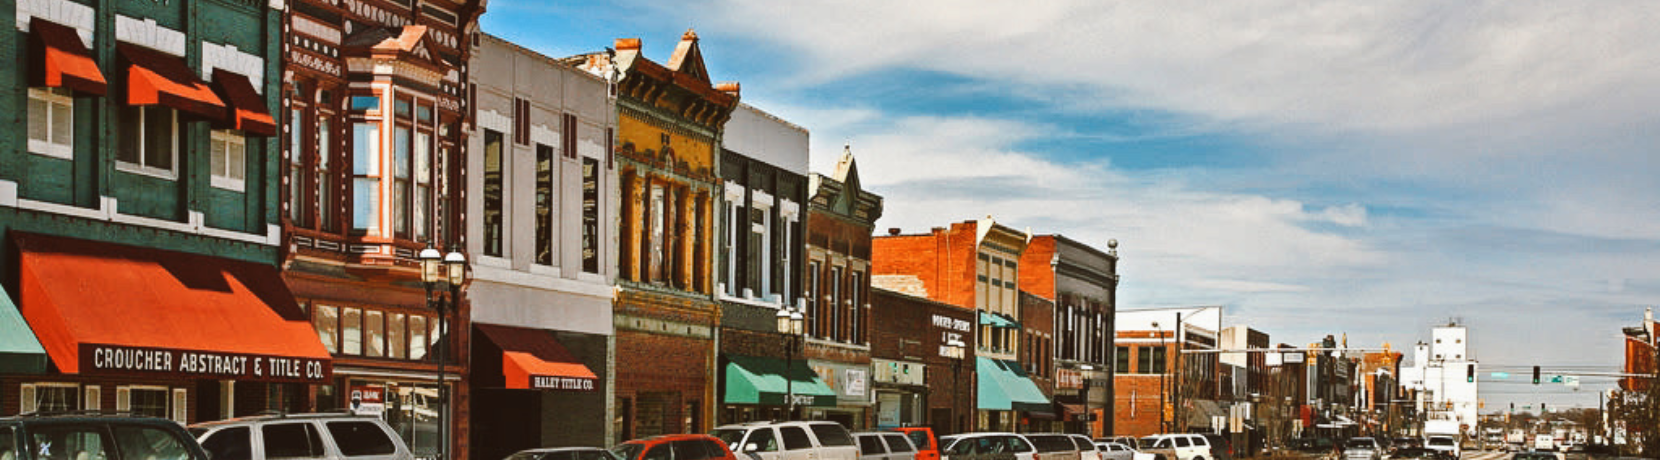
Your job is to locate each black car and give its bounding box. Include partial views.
[1388,447,1453,460]
[1196,434,1231,460]
[1,412,209,460]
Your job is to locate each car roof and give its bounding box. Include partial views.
[189,412,381,428]
[0,414,185,427]
[516,448,607,453]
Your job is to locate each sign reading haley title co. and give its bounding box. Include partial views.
[532,375,597,391]
[80,344,331,383]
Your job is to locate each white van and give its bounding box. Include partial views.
[710,421,859,460]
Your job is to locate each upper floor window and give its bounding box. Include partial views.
[535,143,555,266]
[351,123,380,234]
[116,105,180,178]
[27,87,74,159]
[483,129,504,256]
[318,116,337,232]
[210,130,247,191]
[581,157,601,273]
[648,183,667,283]
[289,104,307,224]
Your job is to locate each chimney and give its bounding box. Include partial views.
[887,228,901,236]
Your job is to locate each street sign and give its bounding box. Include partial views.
[1490,372,1510,379]
[1549,375,1564,383]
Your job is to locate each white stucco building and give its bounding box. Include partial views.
[1400,323,1480,435]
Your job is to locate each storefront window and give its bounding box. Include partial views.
[389,313,407,359]
[377,382,439,458]
[27,384,80,412]
[366,311,385,358]
[409,316,428,360]
[124,386,169,418]
[316,305,340,353]
[343,308,363,355]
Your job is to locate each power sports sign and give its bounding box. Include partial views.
[80,344,331,383]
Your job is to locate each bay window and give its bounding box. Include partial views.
[393,126,411,237]
[352,123,380,234]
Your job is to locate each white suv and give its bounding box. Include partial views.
[1137,434,1210,460]
[710,421,858,460]
[189,413,414,460]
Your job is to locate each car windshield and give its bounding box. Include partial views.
[1427,438,1454,447]
[1346,439,1375,449]
[611,443,644,460]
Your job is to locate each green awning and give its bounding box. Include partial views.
[977,357,1050,412]
[724,354,838,407]
[0,285,48,374]
[978,311,1018,328]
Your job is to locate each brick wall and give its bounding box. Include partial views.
[1113,374,1170,436]
[870,288,975,432]
[1018,236,1057,301]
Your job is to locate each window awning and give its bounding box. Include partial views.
[978,311,1018,328]
[475,324,599,391]
[723,354,837,407]
[210,69,276,137]
[28,18,106,96]
[0,283,48,374]
[976,357,1051,412]
[14,232,332,383]
[118,43,224,119]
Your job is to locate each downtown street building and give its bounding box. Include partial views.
[1019,235,1120,437]
[869,287,976,434]
[464,34,615,458]
[277,0,485,457]
[0,0,332,423]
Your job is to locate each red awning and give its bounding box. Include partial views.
[28,18,106,96]
[118,43,225,119]
[210,69,276,137]
[477,324,598,391]
[14,232,331,383]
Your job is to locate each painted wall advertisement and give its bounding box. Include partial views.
[811,360,871,404]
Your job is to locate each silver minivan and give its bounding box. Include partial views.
[710,421,859,460]
[189,413,414,460]
[852,432,917,460]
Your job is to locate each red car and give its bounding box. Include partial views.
[611,434,739,460]
[892,428,939,460]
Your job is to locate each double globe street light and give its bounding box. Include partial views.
[419,248,467,460]
[776,303,805,420]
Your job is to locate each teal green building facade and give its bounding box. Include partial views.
[1,0,334,422]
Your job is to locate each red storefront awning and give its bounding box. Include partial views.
[210,69,276,137]
[477,324,598,391]
[118,43,225,119]
[28,18,106,96]
[14,232,331,383]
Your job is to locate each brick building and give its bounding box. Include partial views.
[278,0,486,457]
[1,0,335,430]
[798,146,884,427]
[1114,307,1223,436]
[1019,235,1120,436]
[1621,308,1656,392]
[873,218,1049,432]
[589,30,738,440]
[713,104,824,425]
[870,288,975,434]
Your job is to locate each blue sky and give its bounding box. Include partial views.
[485,0,1660,411]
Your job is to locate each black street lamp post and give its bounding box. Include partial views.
[776,303,804,419]
[420,248,467,460]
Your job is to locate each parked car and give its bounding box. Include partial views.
[1386,447,1452,460]
[1341,437,1381,460]
[854,432,918,460]
[1196,434,1231,460]
[4,413,209,460]
[1512,451,1561,460]
[1023,434,1081,460]
[506,448,620,460]
[938,433,1037,460]
[1067,435,1102,460]
[892,428,938,460]
[190,412,413,460]
[1424,436,1461,459]
[611,435,737,460]
[710,421,858,460]
[1094,443,1143,460]
[1136,434,1211,460]
[1096,438,1139,450]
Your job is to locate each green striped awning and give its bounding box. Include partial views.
[0,285,47,374]
[723,354,838,407]
[976,357,1050,412]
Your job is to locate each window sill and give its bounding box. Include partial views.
[115,162,178,181]
[211,176,246,192]
[27,141,74,160]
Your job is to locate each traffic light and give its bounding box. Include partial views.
[1532,365,1541,384]
[1467,364,1475,383]
[1540,403,1547,413]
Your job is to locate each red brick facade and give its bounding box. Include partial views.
[870,288,976,434]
